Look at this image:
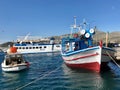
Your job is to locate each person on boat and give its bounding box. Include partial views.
[11,59,17,65]
[6,58,11,65]
[65,43,69,51]
[74,42,79,51]
[17,58,22,64]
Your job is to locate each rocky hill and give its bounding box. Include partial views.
[109,31,120,42]
[52,30,120,44]
[0,30,120,47]
[0,42,13,47]
[93,30,120,43]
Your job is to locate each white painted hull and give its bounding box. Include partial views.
[1,63,28,72]
[62,46,116,72]
[14,44,61,54]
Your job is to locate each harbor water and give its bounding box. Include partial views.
[0,52,120,90]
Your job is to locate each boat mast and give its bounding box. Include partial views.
[70,16,77,36]
[73,16,77,28]
[20,33,30,44]
[106,32,109,47]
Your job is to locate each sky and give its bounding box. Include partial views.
[0,0,120,43]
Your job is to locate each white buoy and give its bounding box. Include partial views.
[85,33,90,38]
[89,28,95,34]
[81,29,86,35]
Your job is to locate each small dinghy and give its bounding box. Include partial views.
[1,46,29,72]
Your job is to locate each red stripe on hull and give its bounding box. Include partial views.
[64,53,99,61]
[65,62,100,73]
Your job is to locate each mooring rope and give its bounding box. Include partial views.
[106,51,120,68]
[16,66,61,90]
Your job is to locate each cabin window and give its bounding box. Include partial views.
[19,47,21,49]
[29,47,32,49]
[44,46,46,48]
[26,42,31,44]
[74,42,79,51]
[40,47,42,49]
[22,47,25,49]
[26,47,28,49]
[56,45,60,47]
[65,43,69,51]
[33,47,35,49]
[6,58,12,65]
[36,47,38,49]
[16,47,18,49]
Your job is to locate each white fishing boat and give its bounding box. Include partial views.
[61,17,116,72]
[1,47,29,72]
[113,43,120,60]
[11,35,61,54]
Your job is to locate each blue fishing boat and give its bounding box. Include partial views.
[61,17,116,72]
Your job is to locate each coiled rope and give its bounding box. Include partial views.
[16,66,61,90]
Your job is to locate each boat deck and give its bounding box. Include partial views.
[114,47,120,60]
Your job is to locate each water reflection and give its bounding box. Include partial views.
[0,70,29,89]
[23,52,61,57]
[2,72,20,81]
[62,64,104,90]
[1,52,120,90]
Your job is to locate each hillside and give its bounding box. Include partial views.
[109,31,120,42]
[53,30,120,44]
[93,31,120,43]
[0,30,120,47]
[0,42,13,47]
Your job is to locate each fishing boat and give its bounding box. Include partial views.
[113,43,120,60]
[61,17,116,72]
[1,47,29,72]
[8,34,61,54]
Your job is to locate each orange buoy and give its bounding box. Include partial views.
[10,47,17,53]
[7,47,17,53]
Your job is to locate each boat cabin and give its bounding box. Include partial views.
[5,54,24,65]
[61,36,88,53]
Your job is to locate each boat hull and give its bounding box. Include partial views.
[1,63,29,72]
[13,44,61,54]
[65,62,100,72]
[62,46,115,72]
